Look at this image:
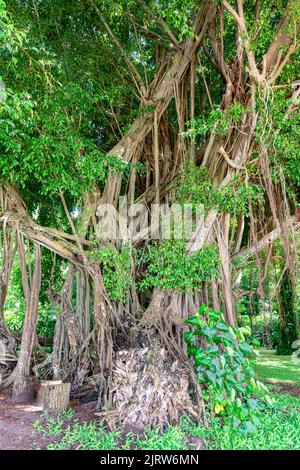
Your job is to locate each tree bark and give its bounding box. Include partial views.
[0,226,17,355]
[37,380,71,415]
[11,243,41,401]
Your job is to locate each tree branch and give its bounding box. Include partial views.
[136,0,181,50]
[232,218,300,261]
[90,1,145,96]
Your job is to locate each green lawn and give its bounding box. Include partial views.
[255,348,300,386]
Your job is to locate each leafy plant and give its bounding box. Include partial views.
[138,241,219,292]
[277,269,299,355]
[177,161,263,216]
[90,246,132,301]
[183,101,246,139]
[184,305,271,436]
[36,392,300,450]
[46,421,121,450]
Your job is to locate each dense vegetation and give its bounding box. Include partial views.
[0,0,299,449]
[33,387,300,450]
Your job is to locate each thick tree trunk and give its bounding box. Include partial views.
[217,214,236,326]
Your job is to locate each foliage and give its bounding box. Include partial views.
[0,0,299,450]
[3,246,63,338]
[46,421,121,451]
[184,305,270,436]
[177,162,263,216]
[5,300,57,338]
[0,80,131,196]
[255,85,300,203]
[183,101,245,140]
[138,241,219,292]
[252,316,281,349]
[34,391,300,450]
[90,246,132,301]
[134,426,187,450]
[33,410,75,437]
[277,269,299,355]
[183,392,300,450]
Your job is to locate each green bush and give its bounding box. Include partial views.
[138,241,219,292]
[277,269,299,355]
[184,305,271,436]
[252,316,281,349]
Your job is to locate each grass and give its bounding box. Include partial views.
[33,392,300,451]
[255,348,300,386]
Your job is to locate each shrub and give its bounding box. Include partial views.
[184,305,271,436]
[252,316,281,349]
[277,269,299,356]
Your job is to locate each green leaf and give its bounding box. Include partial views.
[187,345,198,356]
[216,320,229,332]
[184,331,195,345]
[206,370,216,385]
[184,315,201,327]
[239,342,253,355]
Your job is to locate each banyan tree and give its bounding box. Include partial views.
[0,0,299,428]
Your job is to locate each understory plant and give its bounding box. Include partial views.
[184,305,271,436]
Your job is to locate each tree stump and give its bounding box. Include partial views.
[11,376,37,403]
[37,380,71,415]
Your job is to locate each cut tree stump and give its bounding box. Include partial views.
[36,380,71,415]
[11,376,37,403]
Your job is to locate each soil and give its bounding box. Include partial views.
[271,382,300,398]
[0,389,99,450]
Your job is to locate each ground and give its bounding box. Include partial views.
[0,389,98,450]
[0,348,299,450]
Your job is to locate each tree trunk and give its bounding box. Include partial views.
[11,243,41,401]
[101,2,216,205]
[0,226,17,357]
[217,214,236,326]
